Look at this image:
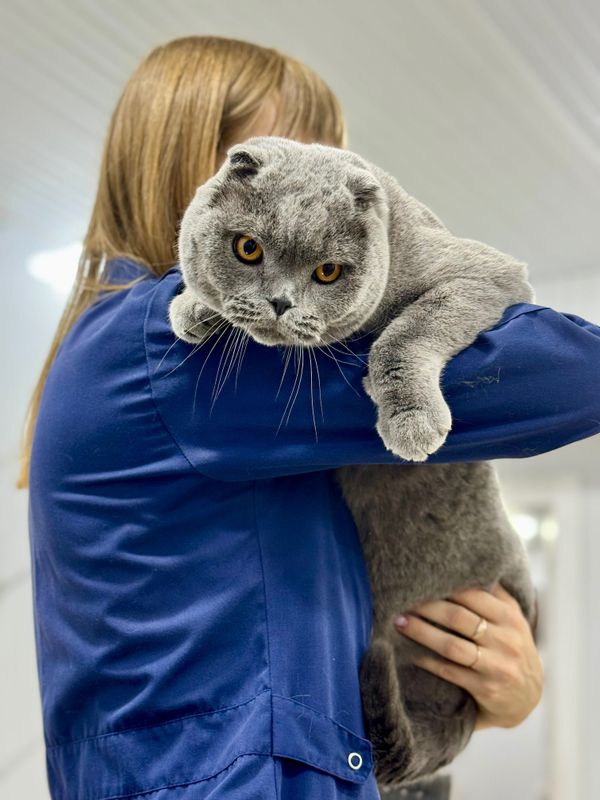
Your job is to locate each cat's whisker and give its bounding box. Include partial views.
[209,329,236,407]
[154,333,184,375]
[317,347,359,368]
[227,313,262,325]
[212,325,243,403]
[210,326,239,408]
[276,345,304,434]
[227,327,250,390]
[328,338,368,366]
[211,325,248,409]
[284,346,305,428]
[347,318,388,341]
[307,348,318,441]
[160,319,229,378]
[192,320,234,413]
[161,342,204,378]
[275,345,293,401]
[309,347,325,424]
[276,348,298,434]
[234,331,251,391]
[319,344,362,398]
[193,310,223,325]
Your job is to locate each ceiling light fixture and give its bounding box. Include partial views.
[27,241,83,295]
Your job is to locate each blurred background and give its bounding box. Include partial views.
[1,1,599,798]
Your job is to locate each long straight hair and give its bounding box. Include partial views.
[19,35,347,487]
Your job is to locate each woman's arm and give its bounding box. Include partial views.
[146,270,600,480]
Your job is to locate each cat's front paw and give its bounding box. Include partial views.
[376,394,452,461]
[169,291,215,344]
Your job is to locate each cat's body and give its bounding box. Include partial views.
[169,136,536,789]
[338,461,534,787]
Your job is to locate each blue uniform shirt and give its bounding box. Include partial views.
[29,259,600,799]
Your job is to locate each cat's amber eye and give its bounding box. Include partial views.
[312,263,343,284]
[233,234,263,264]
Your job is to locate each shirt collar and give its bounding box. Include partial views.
[103,257,155,284]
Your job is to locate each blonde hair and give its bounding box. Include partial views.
[18,35,347,488]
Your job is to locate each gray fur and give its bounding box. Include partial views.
[170,136,537,789]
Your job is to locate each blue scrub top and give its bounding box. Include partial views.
[28,259,600,800]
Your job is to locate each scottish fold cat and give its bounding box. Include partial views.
[169,136,537,790]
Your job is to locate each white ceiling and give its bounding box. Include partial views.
[1,0,599,466]
[2,0,600,279]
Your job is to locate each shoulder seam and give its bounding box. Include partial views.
[489,304,552,331]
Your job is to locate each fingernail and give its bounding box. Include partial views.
[394,614,408,628]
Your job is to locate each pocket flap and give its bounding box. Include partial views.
[272,693,374,784]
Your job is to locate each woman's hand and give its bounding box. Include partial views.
[393,582,544,730]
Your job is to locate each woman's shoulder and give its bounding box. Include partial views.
[32,261,192,486]
[52,259,181,393]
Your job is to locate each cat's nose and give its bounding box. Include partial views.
[268,296,293,317]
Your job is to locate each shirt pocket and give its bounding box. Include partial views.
[46,689,373,799]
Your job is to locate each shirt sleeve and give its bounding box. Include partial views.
[144,269,600,482]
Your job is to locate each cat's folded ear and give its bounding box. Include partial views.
[346,170,384,211]
[225,144,263,179]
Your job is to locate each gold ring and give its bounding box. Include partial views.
[469,644,482,669]
[471,616,488,641]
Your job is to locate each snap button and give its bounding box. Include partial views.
[347,751,363,770]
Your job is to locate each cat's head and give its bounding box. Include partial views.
[177,136,390,346]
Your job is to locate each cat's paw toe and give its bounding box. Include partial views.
[169,293,212,344]
[377,404,451,461]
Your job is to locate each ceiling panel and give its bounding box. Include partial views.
[1,0,599,284]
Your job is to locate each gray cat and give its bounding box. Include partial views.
[169,136,537,790]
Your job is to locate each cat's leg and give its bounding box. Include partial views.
[365,277,526,461]
[360,637,415,784]
[361,637,477,788]
[400,662,478,781]
[169,289,219,344]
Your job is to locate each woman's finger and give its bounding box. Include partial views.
[414,653,482,696]
[395,613,485,670]
[491,582,524,611]
[447,585,508,624]
[407,599,490,641]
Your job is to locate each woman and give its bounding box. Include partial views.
[21,36,600,800]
